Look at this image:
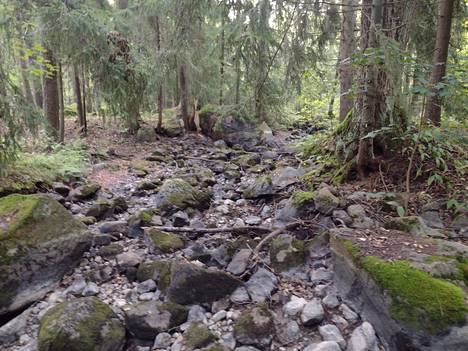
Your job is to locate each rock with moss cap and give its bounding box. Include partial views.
[145,228,185,253]
[38,297,125,351]
[0,194,91,317]
[69,183,101,202]
[168,261,242,304]
[329,231,468,351]
[384,216,444,238]
[154,178,212,212]
[314,187,340,215]
[137,260,172,291]
[233,305,275,348]
[183,322,217,350]
[243,176,275,199]
[269,234,306,271]
[125,300,187,340]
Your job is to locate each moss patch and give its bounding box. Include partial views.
[0,194,40,237]
[137,260,172,291]
[292,191,316,208]
[184,322,217,349]
[361,256,467,334]
[146,229,185,253]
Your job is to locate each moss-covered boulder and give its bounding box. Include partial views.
[125,300,187,340]
[232,153,261,168]
[0,194,91,317]
[136,260,172,291]
[85,200,112,220]
[167,261,242,304]
[154,178,212,212]
[330,231,468,351]
[38,297,125,351]
[233,305,275,348]
[314,187,340,215]
[243,176,275,199]
[183,322,217,350]
[145,228,185,253]
[136,126,158,142]
[69,183,101,202]
[269,234,306,271]
[384,216,443,238]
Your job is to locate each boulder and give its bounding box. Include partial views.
[136,260,172,291]
[183,322,217,350]
[269,234,306,271]
[243,176,275,199]
[69,183,101,202]
[167,262,242,304]
[136,127,158,143]
[245,268,277,303]
[154,178,212,212]
[0,194,91,317]
[271,167,305,190]
[314,188,340,215]
[85,200,112,220]
[300,299,324,326]
[346,322,379,351]
[304,341,342,351]
[38,297,125,351]
[145,228,185,253]
[233,306,274,348]
[384,216,444,238]
[125,300,187,340]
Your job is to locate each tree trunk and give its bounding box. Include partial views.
[19,57,35,106]
[58,62,65,143]
[117,0,128,10]
[338,0,357,121]
[150,15,164,130]
[81,67,88,135]
[73,65,85,135]
[178,63,194,131]
[356,0,382,178]
[43,49,60,140]
[219,5,226,106]
[33,76,43,109]
[424,0,455,126]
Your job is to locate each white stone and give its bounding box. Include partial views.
[319,324,346,349]
[283,295,307,316]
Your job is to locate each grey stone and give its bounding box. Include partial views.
[188,305,207,322]
[333,210,352,226]
[283,295,307,316]
[154,332,172,349]
[245,268,278,303]
[65,278,87,296]
[82,282,99,296]
[314,188,340,215]
[322,294,340,309]
[421,211,444,229]
[173,211,190,227]
[276,320,301,344]
[304,341,342,351]
[310,268,333,284]
[339,304,358,322]
[0,307,31,344]
[116,251,142,268]
[319,324,346,349]
[230,287,250,304]
[346,322,379,351]
[137,279,157,294]
[227,249,251,275]
[300,299,324,326]
[234,306,274,348]
[99,221,128,234]
[245,216,262,225]
[212,310,227,322]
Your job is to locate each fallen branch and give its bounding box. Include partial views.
[252,221,304,256]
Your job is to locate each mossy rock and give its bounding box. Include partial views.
[128,208,157,227]
[384,216,443,237]
[85,200,112,220]
[154,178,212,212]
[233,305,274,348]
[314,187,340,215]
[292,191,316,209]
[125,300,188,340]
[200,343,226,351]
[167,261,243,304]
[38,297,125,351]
[136,260,172,291]
[69,183,101,201]
[99,243,124,257]
[243,176,275,199]
[269,234,306,271]
[145,228,185,253]
[0,194,91,316]
[135,181,159,191]
[184,322,217,350]
[232,153,261,168]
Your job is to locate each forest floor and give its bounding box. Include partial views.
[2,117,467,351]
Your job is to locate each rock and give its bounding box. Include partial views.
[154,332,172,349]
[52,182,71,197]
[128,209,156,237]
[310,267,333,284]
[244,216,262,225]
[304,341,342,351]
[183,322,217,350]
[69,183,101,201]
[154,178,212,212]
[347,205,375,229]
[452,213,468,231]
[137,260,172,291]
[99,221,128,234]
[234,348,261,351]
[37,297,125,351]
[242,176,275,199]
[270,167,305,189]
[212,310,227,322]
[168,262,242,304]
[322,294,340,309]
[80,216,97,225]
[135,180,159,191]
[384,216,443,237]
[245,268,277,303]
[214,140,227,148]
[301,299,324,326]
[0,307,31,344]
[85,200,112,220]
[172,211,190,227]
[276,320,301,344]
[346,322,378,351]
[82,282,99,296]
[319,324,346,349]
[332,210,353,226]
[65,278,87,296]
[227,249,251,275]
[136,127,158,142]
[314,188,340,215]
[274,198,301,227]
[137,279,157,294]
[188,305,207,322]
[231,287,250,304]
[145,228,185,253]
[0,194,91,317]
[339,304,358,322]
[233,306,274,348]
[116,251,142,268]
[99,243,124,257]
[232,153,261,168]
[283,295,307,316]
[125,300,188,339]
[421,211,445,229]
[269,234,306,271]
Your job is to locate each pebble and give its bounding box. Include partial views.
[322,293,340,309]
[212,310,227,322]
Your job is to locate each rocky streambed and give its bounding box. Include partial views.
[0,132,467,351]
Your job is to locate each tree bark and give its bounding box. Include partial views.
[178,63,195,131]
[19,57,35,106]
[150,15,164,130]
[58,62,65,143]
[338,0,357,121]
[43,49,60,140]
[33,76,43,109]
[73,65,85,135]
[424,0,455,126]
[219,4,226,105]
[81,67,88,135]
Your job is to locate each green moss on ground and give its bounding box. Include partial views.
[146,229,185,253]
[0,194,40,237]
[361,256,468,334]
[184,322,217,349]
[292,191,316,208]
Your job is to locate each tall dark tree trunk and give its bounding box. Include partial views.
[150,15,164,130]
[178,63,194,131]
[33,76,43,109]
[43,49,60,140]
[219,4,226,105]
[19,58,35,106]
[338,0,357,121]
[58,62,65,143]
[73,65,85,135]
[81,67,88,135]
[424,0,455,126]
